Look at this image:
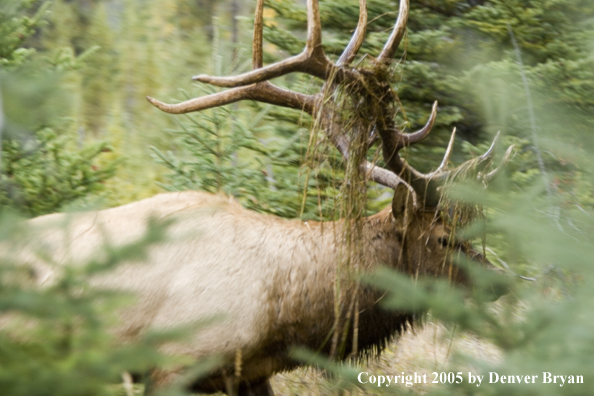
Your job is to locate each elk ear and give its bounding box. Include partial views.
[391,184,415,224]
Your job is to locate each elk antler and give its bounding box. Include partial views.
[380,120,514,205]
[147,0,319,114]
[377,0,410,63]
[337,0,368,66]
[147,0,512,208]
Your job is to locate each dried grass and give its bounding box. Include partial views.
[269,319,502,396]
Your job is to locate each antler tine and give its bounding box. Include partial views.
[306,0,323,52]
[147,90,253,114]
[410,127,456,180]
[253,0,264,69]
[377,0,410,63]
[147,83,316,115]
[193,56,317,87]
[434,127,456,174]
[483,144,515,181]
[337,0,368,66]
[397,101,437,148]
[477,131,500,162]
[376,100,438,177]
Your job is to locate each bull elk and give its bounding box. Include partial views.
[4,0,513,395]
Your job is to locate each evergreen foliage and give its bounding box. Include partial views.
[0,0,49,68]
[0,126,115,217]
[0,213,217,396]
[0,0,116,216]
[152,88,270,210]
[152,83,341,219]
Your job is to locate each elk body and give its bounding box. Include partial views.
[12,187,481,395]
[4,0,512,395]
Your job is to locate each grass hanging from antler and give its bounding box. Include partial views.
[300,59,406,360]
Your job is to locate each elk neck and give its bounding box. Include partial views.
[261,205,421,362]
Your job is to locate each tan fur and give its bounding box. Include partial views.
[2,190,479,394]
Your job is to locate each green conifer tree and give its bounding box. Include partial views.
[0,0,116,216]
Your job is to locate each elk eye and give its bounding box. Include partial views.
[438,237,449,247]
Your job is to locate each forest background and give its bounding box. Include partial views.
[1,0,594,395]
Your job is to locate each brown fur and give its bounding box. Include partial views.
[2,190,484,394]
